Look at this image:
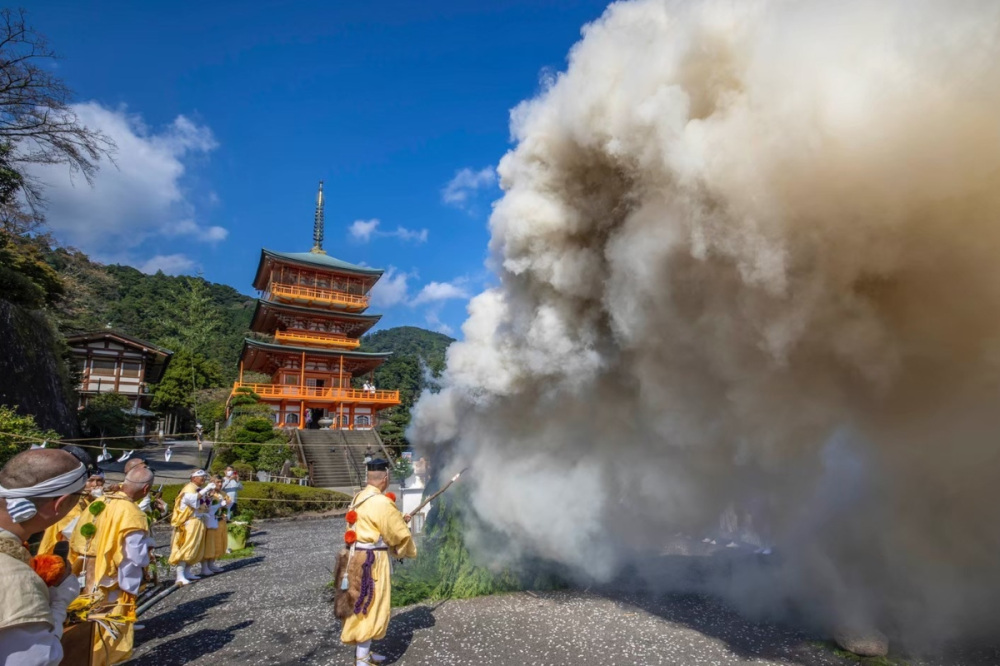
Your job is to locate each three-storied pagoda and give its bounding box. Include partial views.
[231,182,400,429]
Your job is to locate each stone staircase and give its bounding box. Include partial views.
[295,429,389,490]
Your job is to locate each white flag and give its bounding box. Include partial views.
[164,447,173,462]
[117,450,134,463]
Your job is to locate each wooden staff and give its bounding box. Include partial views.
[403,467,469,521]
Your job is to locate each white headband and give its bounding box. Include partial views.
[0,463,87,523]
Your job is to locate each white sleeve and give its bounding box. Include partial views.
[0,623,64,666]
[138,495,151,512]
[47,574,80,639]
[117,531,152,596]
[60,515,80,541]
[181,492,200,510]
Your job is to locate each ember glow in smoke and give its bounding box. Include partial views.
[410,0,1000,646]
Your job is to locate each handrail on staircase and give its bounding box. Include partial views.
[342,431,366,491]
[293,429,313,487]
[371,428,394,468]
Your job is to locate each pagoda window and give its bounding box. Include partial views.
[316,276,330,289]
[284,374,298,385]
[355,415,371,427]
[285,413,299,426]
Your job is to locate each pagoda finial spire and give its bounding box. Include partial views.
[311,180,326,254]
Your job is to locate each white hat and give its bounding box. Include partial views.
[191,469,208,478]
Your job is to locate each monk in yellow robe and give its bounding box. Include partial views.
[340,459,416,665]
[67,473,107,588]
[198,475,228,577]
[89,465,155,666]
[37,446,104,557]
[168,470,211,585]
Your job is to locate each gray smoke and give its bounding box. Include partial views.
[409,0,1000,648]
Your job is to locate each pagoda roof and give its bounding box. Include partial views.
[252,249,383,289]
[249,299,381,337]
[240,338,391,375]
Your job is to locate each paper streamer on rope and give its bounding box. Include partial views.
[117,450,134,463]
[97,445,112,463]
[30,441,47,449]
[164,448,173,462]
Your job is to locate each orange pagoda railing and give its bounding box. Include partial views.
[232,382,400,405]
[273,330,361,349]
[268,281,369,311]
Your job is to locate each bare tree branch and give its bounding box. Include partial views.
[0,8,115,228]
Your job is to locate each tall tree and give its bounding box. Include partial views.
[160,276,225,356]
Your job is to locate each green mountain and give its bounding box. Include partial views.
[47,248,255,379]
[361,326,455,450]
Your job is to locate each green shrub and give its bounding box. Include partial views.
[256,439,293,473]
[158,482,348,519]
[290,466,308,479]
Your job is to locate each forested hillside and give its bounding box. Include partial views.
[46,247,255,377]
[362,326,454,450]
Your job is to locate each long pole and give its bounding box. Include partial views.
[403,467,469,520]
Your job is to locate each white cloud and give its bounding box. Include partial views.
[137,254,197,275]
[411,280,470,306]
[369,267,412,307]
[424,310,454,336]
[349,218,428,244]
[29,102,223,255]
[388,226,429,243]
[349,219,380,242]
[442,166,497,210]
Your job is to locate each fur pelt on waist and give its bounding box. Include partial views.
[332,547,366,620]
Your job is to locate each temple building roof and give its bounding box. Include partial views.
[252,249,383,290]
[240,338,392,375]
[249,299,381,337]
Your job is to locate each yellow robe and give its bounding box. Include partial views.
[340,486,417,644]
[69,497,100,584]
[90,492,150,666]
[168,482,206,566]
[36,496,88,556]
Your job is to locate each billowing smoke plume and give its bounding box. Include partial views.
[410,0,1000,647]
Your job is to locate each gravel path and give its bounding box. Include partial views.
[129,517,997,666]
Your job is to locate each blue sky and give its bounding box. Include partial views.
[29,0,610,337]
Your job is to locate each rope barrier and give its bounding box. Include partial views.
[0,431,348,450]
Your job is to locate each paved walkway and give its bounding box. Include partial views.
[101,440,213,484]
[129,518,997,666]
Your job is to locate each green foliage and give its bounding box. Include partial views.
[160,481,348,519]
[0,232,65,309]
[46,256,254,380]
[290,466,308,478]
[219,545,255,561]
[78,393,137,439]
[229,385,260,408]
[256,440,294,473]
[152,349,224,419]
[393,456,414,482]
[0,406,60,467]
[230,417,275,444]
[226,521,251,542]
[391,489,565,607]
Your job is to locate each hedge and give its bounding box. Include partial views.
[159,481,350,519]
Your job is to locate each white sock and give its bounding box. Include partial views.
[356,640,371,663]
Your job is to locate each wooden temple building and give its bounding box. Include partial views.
[231,182,400,429]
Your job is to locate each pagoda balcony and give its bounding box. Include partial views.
[232,382,400,405]
[273,330,361,349]
[267,281,369,311]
